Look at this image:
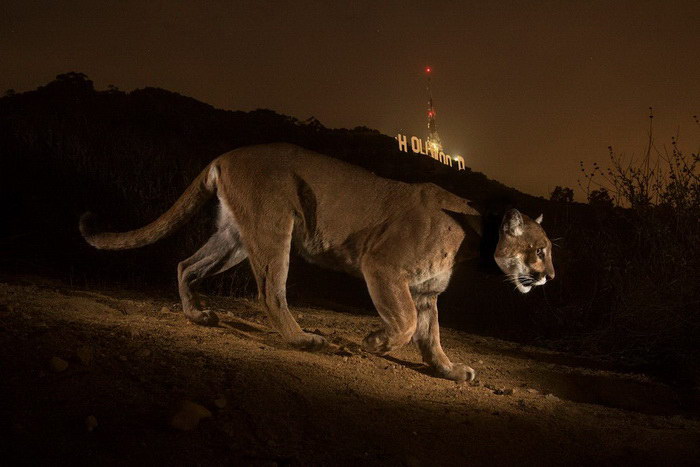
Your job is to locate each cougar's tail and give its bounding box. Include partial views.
[80,163,219,250]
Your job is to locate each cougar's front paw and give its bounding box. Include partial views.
[185,309,219,326]
[362,330,390,355]
[435,363,476,382]
[289,332,327,351]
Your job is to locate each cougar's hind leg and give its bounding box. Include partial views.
[412,293,475,382]
[245,214,326,351]
[360,261,418,355]
[177,225,247,326]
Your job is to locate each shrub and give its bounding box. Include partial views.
[576,110,699,379]
[549,185,574,203]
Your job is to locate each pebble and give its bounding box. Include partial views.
[50,356,68,372]
[214,396,227,409]
[171,401,212,431]
[160,306,171,314]
[85,415,98,432]
[136,349,151,358]
[545,393,560,401]
[527,388,539,394]
[76,346,94,365]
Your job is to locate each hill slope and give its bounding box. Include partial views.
[2,278,699,465]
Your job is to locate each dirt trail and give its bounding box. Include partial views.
[1,279,698,466]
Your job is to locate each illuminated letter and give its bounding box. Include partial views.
[439,152,446,164]
[410,136,421,153]
[420,139,429,155]
[396,134,408,152]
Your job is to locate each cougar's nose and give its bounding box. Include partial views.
[547,271,556,280]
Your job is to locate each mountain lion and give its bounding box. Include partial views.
[80,143,555,381]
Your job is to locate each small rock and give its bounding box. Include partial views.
[160,306,171,314]
[478,360,484,365]
[136,349,151,358]
[50,357,68,372]
[118,355,128,362]
[85,415,98,432]
[545,393,560,401]
[298,313,304,319]
[503,388,514,395]
[213,396,227,409]
[171,401,212,431]
[527,388,539,394]
[76,346,94,365]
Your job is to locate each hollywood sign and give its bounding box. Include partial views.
[396,134,465,170]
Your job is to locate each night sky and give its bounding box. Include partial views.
[3,1,698,199]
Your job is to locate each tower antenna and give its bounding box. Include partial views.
[425,66,443,156]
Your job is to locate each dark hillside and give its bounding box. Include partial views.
[1,73,696,384]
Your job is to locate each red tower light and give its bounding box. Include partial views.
[425,66,431,73]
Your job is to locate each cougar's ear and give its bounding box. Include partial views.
[535,213,543,224]
[502,209,524,236]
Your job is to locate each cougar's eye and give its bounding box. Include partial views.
[536,247,544,258]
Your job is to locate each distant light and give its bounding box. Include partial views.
[425,66,431,73]
[428,111,433,117]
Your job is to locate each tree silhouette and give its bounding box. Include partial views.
[587,187,614,208]
[550,185,574,203]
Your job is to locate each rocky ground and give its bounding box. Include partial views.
[1,277,699,466]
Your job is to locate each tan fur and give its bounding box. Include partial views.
[80,143,554,381]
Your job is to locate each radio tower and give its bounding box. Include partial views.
[425,66,443,155]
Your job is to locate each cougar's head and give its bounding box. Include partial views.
[494,209,555,294]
